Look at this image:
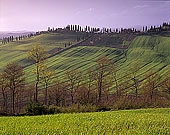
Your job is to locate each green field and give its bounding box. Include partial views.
[25,35,170,84]
[0,108,170,134]
[0,32,84,51]
[1,32,170,84]
[0,32,84,72]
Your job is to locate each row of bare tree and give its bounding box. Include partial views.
[1,45,170,115]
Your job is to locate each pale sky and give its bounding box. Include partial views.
[0,0,170,31]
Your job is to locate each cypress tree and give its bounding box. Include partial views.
[48,27,50,31]
[72,25,74,31]
[143,26,145,32]
[75,25,77,31]
[88,26,90,32]
[77,25,80,31]
[70,25,72,31]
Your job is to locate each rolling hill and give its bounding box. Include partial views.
[0,31,170,85]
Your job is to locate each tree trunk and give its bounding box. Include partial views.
[44,84,48,105]
[35,81,38,102]
[98,80,102,104]
[12,89,15,115]
[71,94,74,104]
[35,64,40,102]
[2,92,7,113]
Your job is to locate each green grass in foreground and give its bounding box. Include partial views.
[0,108,170,134]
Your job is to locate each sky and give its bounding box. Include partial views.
[0,0,170,31]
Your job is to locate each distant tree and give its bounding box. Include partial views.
[7,37,10,42]
[9,36,12,42]
[11,36,14,42]
[143,26,145,32]
[85,26,88,32]
[80,25,82,31]
[154,26,156,30]
[88,26,90,32]
[75,25,77,31]
[48,27,51,31]
[66,25,70,30]
[109,28,112,33]
[70,25,73,31]
[159,25,162,31]
[145,26,148,32]
[77,25,80,31]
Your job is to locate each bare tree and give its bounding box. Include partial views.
[27,44,48,102]
[3,62,25,115]
[96,56,113,104]
[76,85,89,105]
[41,65,54,105]
[0,73,8,113]
[49,79,67,107]
[86,69,96,104]
[65,69,82,104]
[142,70,161,103]
[159,74,170,98]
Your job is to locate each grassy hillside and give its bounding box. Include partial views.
[0,108,170,134]
[0,32,85,72]
[0,33,170,84]
[0,32,85,51]
[25,46,125,83]
[127,36,170,76]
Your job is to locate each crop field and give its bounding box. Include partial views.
[0,108,170,134]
